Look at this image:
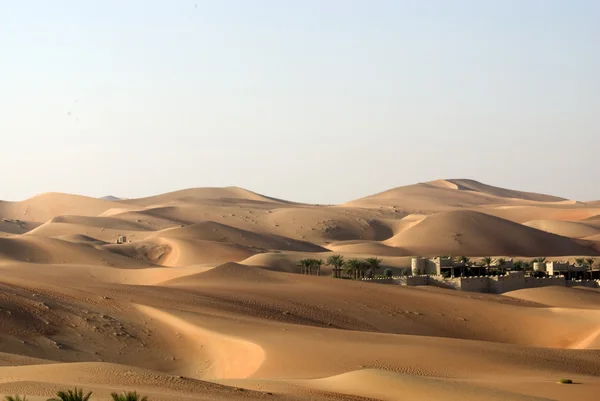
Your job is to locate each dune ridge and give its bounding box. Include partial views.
[383,210,598,256]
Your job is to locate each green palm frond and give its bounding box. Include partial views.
[326,255,344,267]
[111,391,148,401]
[47,387,92,401]
[365,257,382,270]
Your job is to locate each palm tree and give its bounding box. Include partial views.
[111,391,148,401]
[575,258,586,280]
[365,257,382,277]
[459,256,470,277]
[5,396,27,401]
[358,260,371,279]
[345,258,362,280]
[298,259,312,275]
[481,257,493,275]
[326,254,345,278]
[312,259,323,276]
[47,388,92,401]
[496,258,506,275]
[585,258,595,280]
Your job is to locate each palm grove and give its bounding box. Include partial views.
[298,255,387,279]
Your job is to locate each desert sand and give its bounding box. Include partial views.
[0,179,599,400]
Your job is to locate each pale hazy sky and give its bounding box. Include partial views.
[1,1,598,203]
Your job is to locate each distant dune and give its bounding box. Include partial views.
[480,205,600,223]
[344,179,566,212]
[0,193,133,222]
[430,179,567,202]
[384,210,598,256]
[100,195,124,201]
[148,221,327,253]
[121,186,290,207]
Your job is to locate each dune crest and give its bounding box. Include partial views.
[135,304,265,379]
[384,210,598,256]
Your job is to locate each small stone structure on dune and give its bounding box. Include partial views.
[116,235,127,244]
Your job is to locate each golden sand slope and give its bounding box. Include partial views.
[120,187,289,207]
[482,205,600,223]
[431,179,566,202]
[384,210,597,256]
[344,179,567,211]
[1,180,600,400]
[504,286,600,309]
[523,220,600,238]
[0,193,131,222]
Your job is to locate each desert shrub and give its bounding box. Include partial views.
[559,378,573,384]
[47,388,92,401]
[5,396,27,401]
[384,268,393,278]
[111,391,148,401]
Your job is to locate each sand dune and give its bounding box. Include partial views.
[0,236,151,267]
[384,210,599,256]
[326,240,411,256]
[584,233,600,242]
[523,219,600,238]
[149,237,260,267]
[100,195,123,201]
[148,221,327,252]
[25,216,155,244]
[345,182,506,211]
[1,180,599,400]
[164,262,299,286]
[0,362,283,401]
[0,219,39,235]
[299,369,551,401]
[122,187,289,207]
[504,286,600,309]
[0,193,130,223]
[135,304,265,379]
[56,234,107,245]
[483,205,600,223]
[583,213,600,221]
[261,207,394,243]
[344,179,568,212]
[431,179,566,202]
